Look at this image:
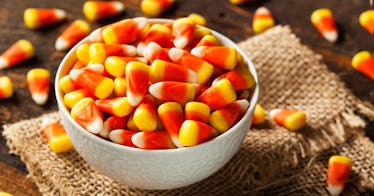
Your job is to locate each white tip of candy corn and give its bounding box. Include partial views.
[190,46,204,57]
[143,42,161,60]
[86,118,103,134]
[236,99,250,113]
[122,44,137,56]
[113,1,126,12]
[133,17,148,30]
[328,184,344,196]
[69,69,82,81]
[127,91,144,106]
[131,132,145,148]
[55,9,67,20]
[269,108,281,119]
[187,69,198,83]
[99,122,110,138]
[109,129,124,144]
[173,37,188,49]
[168,48,184,62]
[0,57,8,69]
[148,82,162,99]
[324,31,338,43]
[32,93,49,105]
[171,135,183,148]
[55,37,69,51]
[256,7,271,14]
[89,28,103,43]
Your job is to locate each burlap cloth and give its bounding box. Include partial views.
[3,26,374,195]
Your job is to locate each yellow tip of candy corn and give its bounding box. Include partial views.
[359,10,374,35]
[0,76,13,99]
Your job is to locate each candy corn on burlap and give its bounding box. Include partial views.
[3,26,374,195]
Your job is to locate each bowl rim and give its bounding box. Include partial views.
[55,17,260,154]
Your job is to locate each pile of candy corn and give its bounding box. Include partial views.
[59,17,256,149]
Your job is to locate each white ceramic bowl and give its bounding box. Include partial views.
[55,18,259,190]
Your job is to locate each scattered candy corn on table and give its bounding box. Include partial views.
[0,0,373,195]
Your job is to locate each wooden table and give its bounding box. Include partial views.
[0,0,373,195]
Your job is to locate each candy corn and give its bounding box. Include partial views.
[137,23,173,54]
[0,39,34,70]
[69,69,114,99]
[24,8,66,29]
[109,129,137,147]
[191,46,238,70]
[0,76,13,99]
[179,120,217,147]
[311,8,338,43]
[359,10,374,35]
[27,68,50,105]
[185,102,210,123]
[81,63,106,75]
[214,65,255,90]
[140,0,175,17]
[252,104,266,125]
[55,20,91,51]
[158,102,184,147]
[0,192,13,196]
[172,17,195,49]
[327,155,352,196]
[41,117,72,153]
[96,97,134,117]
[63,88,93,109]
[105,115,128,130]
[132,131,175,149]
[253,7,275,34]
[351,51,374,80]
[101,17,147,44]
[187,13,207,26]
[149,81,198,106]
[195,34,220,47]
[59,74,81,94]
[125,61,150,106]
[269,109,307,131]
[209,99,249,133]
[83,1,125,21]
[104,56,147,77]
[197,78,236,110]
[113,77,127,97]
[71,97,103,134]
[230,0,260,5]
[89,43,137,64]
[133,94,158,131]
[150,59,197,83]
[75,43,91,65]
[127,114,140,131]
[142,42,171,63]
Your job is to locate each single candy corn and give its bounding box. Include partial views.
[0,39,34,70]
[71,97,103,134]
[55,20,91,51]
[72,60,86,69]
[132,131,175,149]
[189,28,213,47]
[327,155,352,196]
[0,76,13,99]
[81,63,106,75]
[0,192,13,196]
[150,59,197,83]
[359,10,374,35]
[158,102,184,147]
[140,0,175,17]
[168,48,214,84]
[63,88,93,109]
[252,104,266,125]
[137,23,173,55]
[191,46,238,70]
[311,8,338,43]
[27,68,50,105]
[179,120,217,147]
[209,99,249,133]
[105,115,128,130]
[269,109,307,131]
[133,94,158,132]
[89,43,137,64]
[109,129,137,147]
[185,102,210,123]
[101,17,147,44]
[230,0,260,5]
[213,65,255,90]
[24,8,67,29]
[76,43,91,65]
[83,1,125,21]
[95,97,134,117]
[69,69,114,99]
[149,81,198,106]
[113,77,126,97]
[59,74,81,94]
[127,114,140,131]
[351,51,374,80]
[41,117,72,153]
[195,34,220,47]
[253,7,275,34]
[197,78,236,110]
[187,13,207,26]
[104,56,147,77]
[125,61,150,106]
[142,42,171,63]
[172,17,195,49]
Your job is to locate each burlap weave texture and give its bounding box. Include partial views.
[3,26,374,195]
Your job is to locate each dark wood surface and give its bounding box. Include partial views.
[0,0,373,195]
